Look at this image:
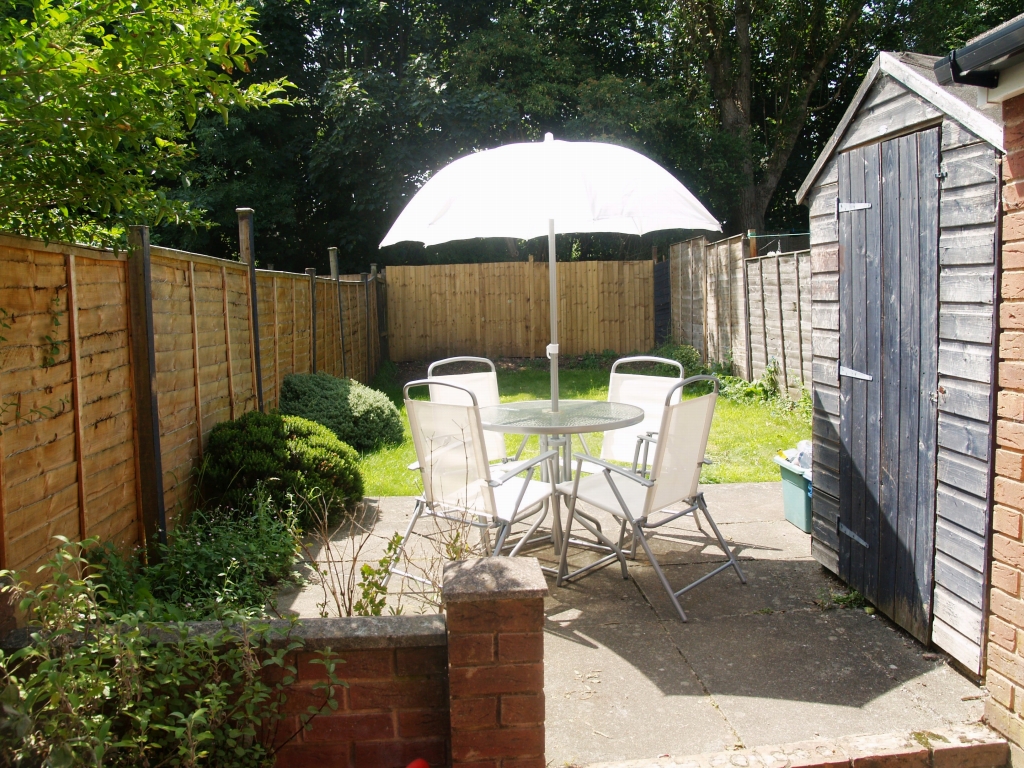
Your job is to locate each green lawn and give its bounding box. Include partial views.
[359,368,811,496]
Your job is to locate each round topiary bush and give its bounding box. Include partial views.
[278,372,404,452]
[202,410,364,523]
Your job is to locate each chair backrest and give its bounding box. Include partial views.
[601,356,684,463]
[645,376,718,513]
[428,357,506,461]
[404,379,496,517]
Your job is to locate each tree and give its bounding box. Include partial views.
[0,0,288,245]
[667,0,901,235]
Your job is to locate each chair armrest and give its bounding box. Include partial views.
[488,449,559,486]
[573,454,654,487]
[407,460,421,471]
[635,433,658,446]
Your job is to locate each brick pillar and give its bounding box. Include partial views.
[988,92,1024,748]
[442,557,547,768]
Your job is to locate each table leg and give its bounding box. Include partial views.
[541,435,563,556]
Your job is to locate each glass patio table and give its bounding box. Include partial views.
[478,399,644,557]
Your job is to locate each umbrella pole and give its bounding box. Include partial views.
[548,218,559,412]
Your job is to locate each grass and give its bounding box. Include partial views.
[359,366,811,497]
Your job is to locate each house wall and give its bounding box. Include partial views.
[807,74,1000,674]
[984,91,1024,747]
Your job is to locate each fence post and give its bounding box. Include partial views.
[237,208,265,412]
[794,254,805,385]
[362,271,371,382]
[773,253,789,394]
[127,225,167,551]
[306,268,317,374]
[329,247,348,378]
[743,232,755,380]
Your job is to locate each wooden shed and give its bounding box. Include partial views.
[797,51,1004,673]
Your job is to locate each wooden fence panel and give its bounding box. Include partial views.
[669,233,810,387]
[385,261,653,361]
[0,232,383,581]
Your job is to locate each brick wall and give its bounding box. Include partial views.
[988,92,1024,747]
[267,615,449,768]
[443,558,548,768]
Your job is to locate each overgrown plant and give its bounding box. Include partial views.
[0,538,343,767]
[298,492,404,618]
[92,485,302,621]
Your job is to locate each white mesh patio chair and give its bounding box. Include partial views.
[555,375,746,621]
[575,356,683,476]
[389,379,558,587]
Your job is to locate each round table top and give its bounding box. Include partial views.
[478,399,644,435]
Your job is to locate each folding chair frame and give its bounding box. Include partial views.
[556,376,746,621]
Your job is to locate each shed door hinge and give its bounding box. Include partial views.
[836,199,872,215]
[838,520,869,548]
[839,365,873,381]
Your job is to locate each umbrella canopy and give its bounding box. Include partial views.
[380,135,721,411]
[380,137,721,247]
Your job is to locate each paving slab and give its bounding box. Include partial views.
[278,484,988,767]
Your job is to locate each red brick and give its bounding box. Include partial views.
[1001,391,1024,420]
[397,709,449,739]
[1006,242,1024,270]
[282,684,339,717]
[498,634,543,664]
[999,422,1024,453]
[1004,94,1024,129]
[273,742,351,768]
[989,670,1016,710]
[263,653,299,685]
[1007,273,1024,301]
[995,535,1024,571]
[991,614,1018,652]
[998,450,1024,481]
[452,727,545,762]
[994,561,1022,596]
[449,663,543,698]
[353,737,446,768]
[269,716,302,749]
[500,694,544,726]
[1008,181,1024,212]
[1003,303,1024,332]
[304,712,394,743]
[451,696,498,730]
[931,740,1010,768]
[992,588,1024,629]
[1005,211,1024,242]
[1002,362,1024,390]
[453,761,498,768]
[396,646,447,676]
[996,477,1024,510]
[501,759,547,768]
[298,649,393,682]
[348,678,446,711]
[996,507,1024,539]
[988,644,1024,687]
[984,697,1012,739]
[446,599,544,634]
[449,634,495,666]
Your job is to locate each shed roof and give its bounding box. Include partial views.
[796,52,1003,205]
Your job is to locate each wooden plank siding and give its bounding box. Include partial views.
[386,261,654,361]
[0,234,382,582]
[805,73,999,674]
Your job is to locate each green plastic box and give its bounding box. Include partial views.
[774,455,812,534]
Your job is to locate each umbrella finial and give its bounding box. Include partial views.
[544,132,554,142]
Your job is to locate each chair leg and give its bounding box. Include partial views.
[509,505,550,557]
[384,498,424,587]
[696,493,746,584]
[493,521,512,555]
[631,522,687,622]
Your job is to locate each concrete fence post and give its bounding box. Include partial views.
[442,557,548,768]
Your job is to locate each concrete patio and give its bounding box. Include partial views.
[277,482,989,767]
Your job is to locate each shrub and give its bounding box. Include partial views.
[0,539,342,768]
[649,341,707,377]
[203,410,364,522]
[92,485,301,621]
[279,372,404,452]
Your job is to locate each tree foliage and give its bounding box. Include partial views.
[0,0,289,245]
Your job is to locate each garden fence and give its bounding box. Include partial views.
[0,227,383,581]
[668,234,811,390]
[386,259,654,361]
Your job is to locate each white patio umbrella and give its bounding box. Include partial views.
[380,134,721,410]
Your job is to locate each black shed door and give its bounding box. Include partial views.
[837,128,940,643]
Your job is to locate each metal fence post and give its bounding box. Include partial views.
[127,225,167,552]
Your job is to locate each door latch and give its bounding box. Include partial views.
[836,199,872,216]
[839,365,873,381]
